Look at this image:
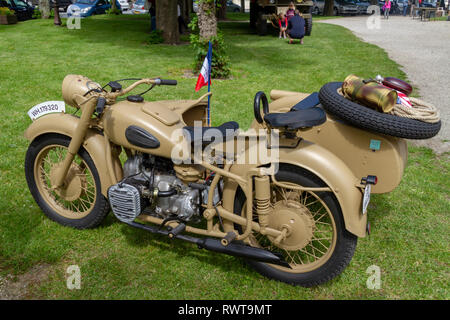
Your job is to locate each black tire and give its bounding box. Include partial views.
[234,164,357,287]
[25,133,110,229]
[319,82,441,139]
[305,17,312,36]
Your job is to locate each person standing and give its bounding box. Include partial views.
[383,0,392,19]
[287,10,305,44]
[177,2,188,34]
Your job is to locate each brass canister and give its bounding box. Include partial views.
[342,74,398,113]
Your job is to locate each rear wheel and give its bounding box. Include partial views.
[25,134,109,229]
[234,165,357,287]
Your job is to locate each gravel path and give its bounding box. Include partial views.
[319,16,450,154]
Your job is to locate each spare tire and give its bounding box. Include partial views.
[318,82,441,139]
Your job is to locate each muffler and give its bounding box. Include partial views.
[125,221,291,268]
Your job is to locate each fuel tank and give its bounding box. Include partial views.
[102,99,207,159]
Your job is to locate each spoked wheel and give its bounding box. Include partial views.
[25,134,109,229]
[234,164,357,287]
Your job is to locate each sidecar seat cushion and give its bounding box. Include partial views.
[183,121,239,145]
[264,108,326,130]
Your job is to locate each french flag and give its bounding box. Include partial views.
[195,44,212,92]
[396,90,412,108]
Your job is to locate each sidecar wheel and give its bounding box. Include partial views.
[25,134,110,229]
[234,164,357,287]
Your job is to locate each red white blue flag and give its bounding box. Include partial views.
[195,44,212,92]
[396,90,412,107]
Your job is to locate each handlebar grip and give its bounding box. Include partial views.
[95,97,106,115]
[158,79,178,86]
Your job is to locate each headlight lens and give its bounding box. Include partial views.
[81,7,90,13]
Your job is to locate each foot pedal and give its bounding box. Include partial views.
[168,223,186,238]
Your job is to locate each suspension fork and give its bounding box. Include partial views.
[52,97,97,188]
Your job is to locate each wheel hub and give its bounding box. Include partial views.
[49,162,85,202]
[267,200,315,251]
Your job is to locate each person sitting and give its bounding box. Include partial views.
[287,10,305,44]
[278,13,288,39]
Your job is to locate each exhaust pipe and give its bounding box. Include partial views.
[125,221,291,268]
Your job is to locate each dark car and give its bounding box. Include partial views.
[0,0,34,20]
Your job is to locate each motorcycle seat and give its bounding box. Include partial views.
[264,107,326,130]
[183,121,239,145]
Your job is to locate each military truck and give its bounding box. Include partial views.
[250,0,314,36]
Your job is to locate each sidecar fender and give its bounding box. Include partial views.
[24,113,122,196]
[222,140,367,238]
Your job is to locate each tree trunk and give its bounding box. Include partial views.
[370,0,378,4]
[39,0,50,19]
[323,0,334,16]
[156,0,179,44]
[111,0,117,11]
[198,0,217,40]
[217,0,227,20]
[241,0,245,13]
[53,1,61,25]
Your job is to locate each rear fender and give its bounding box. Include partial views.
[222,140,367,238]
[24,113,122,196]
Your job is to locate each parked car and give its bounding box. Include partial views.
[226,0,240,12]
[353,0,371,14]
[312,0,359,15]
[0,0,34,20]
[131,0,147,14]
[67,0,121,17]
[312,0,324,14]
[117,0,128,12]
[334,0,359,15]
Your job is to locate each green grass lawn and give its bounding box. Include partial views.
[0,15,448,299]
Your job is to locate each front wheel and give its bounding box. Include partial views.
[25,133,110,229]
[234,164,357,287]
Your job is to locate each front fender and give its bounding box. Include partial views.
[222,139,367,238]
[24,113,122,196]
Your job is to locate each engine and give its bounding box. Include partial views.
[108,153,207,224]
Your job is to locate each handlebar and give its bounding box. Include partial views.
[155,78,178,86]
[104,78,177,100]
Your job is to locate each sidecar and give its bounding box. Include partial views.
[257,89,409,195]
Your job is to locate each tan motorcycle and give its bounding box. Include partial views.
[24,74,414,287]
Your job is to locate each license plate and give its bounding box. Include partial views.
[27,101,65,121]
[133,10,140,14]
[362,184,371,215]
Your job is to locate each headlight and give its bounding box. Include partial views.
[81,7,90,13]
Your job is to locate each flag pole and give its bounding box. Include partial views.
[207,41,212,127]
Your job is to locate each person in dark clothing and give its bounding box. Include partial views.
[287,10,306,44]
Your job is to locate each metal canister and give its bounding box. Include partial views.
[342,74,398,113]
